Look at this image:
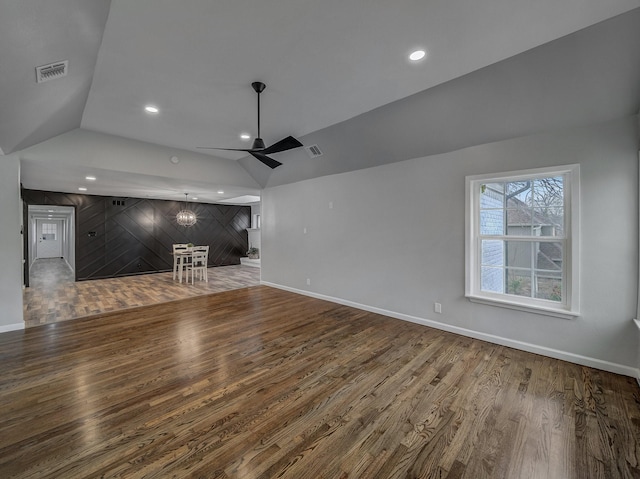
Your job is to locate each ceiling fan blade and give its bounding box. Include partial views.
[250,151,282,169]
[262,136,303,154]
[196,146,253,152]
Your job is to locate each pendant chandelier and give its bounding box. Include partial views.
[176,193,197,227]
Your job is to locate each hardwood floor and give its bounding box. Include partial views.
[2,286,640,478]
[23,258,260,327]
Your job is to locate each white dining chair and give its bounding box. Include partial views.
[186,249,208,284]
[192,245,209,260]
[172,244,189,281]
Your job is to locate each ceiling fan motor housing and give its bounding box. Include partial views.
[252,137,266,150]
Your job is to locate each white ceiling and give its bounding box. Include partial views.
[81,0,638,158]
[28,204,74,221]
[3,0,640,201]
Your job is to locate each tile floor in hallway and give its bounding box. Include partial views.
[23,258,261,327]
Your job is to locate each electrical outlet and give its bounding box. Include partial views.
[303,227,307,234]
[306,278,311,286]
[434,302,442,314]
[329,201,333,209]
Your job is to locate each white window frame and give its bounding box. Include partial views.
[465,164,580,319]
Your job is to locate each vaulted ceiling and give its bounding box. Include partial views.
[3,1,640,201]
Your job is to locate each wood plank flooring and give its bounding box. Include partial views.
[2,286,640,478]
[23,258,260,327]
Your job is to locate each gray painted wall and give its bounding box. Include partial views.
[261,116,639,370]
[0,154,26,330]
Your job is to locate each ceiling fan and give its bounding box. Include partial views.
[197,81,303,169]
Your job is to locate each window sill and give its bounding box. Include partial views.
[466,294,579,320]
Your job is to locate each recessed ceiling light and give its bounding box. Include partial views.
[144,105,159,114]
[217,190,224,194]
[240,133,251,140]
[170,156,180,164]
[191,197,198,200]
[409,49,426,61]
[78,187,87,191]
[85,176,96,181]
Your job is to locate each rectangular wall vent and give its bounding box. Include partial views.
[35,61,68,83]
[305,144,323,158]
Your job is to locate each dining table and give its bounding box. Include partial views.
[173,246,207,283]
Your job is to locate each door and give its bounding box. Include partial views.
[36,219,62,258]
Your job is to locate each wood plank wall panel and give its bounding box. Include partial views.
[22,189,250,281]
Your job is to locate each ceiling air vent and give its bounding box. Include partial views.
[35,61,68,83]
[304,144,323,158]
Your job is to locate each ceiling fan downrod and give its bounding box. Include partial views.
[251,82,266,150]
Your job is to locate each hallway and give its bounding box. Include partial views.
[23,258,261,327]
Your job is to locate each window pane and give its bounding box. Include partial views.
[506,269,531,297]
[42,223,57,240]
[481,266,504,293]
[535,276,562,302]
[532,177,563,208]
[481,240,504,266]
[536,242,563,272]
[533,207,563,237]
[506,180,532,207]
[506,207,532,236]
[480,183,504,209]
[505,241,532,269]
[480,210,504,235]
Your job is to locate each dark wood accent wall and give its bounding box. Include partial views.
[23,189,250,281]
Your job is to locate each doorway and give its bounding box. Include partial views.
[35,219,62,258]
[27,205,76,286]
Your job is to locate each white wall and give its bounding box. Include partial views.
[19,128,261,197]
[249,203,262,252]
[64,209,76,272]
[262,116,639,373]
[0,153,25,331]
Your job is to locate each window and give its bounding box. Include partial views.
[465,165,579,318]
[42,222,57,241]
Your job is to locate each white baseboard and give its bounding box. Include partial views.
[634,320,640,387]
[262,281,638,379]
[0,322,25,334]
